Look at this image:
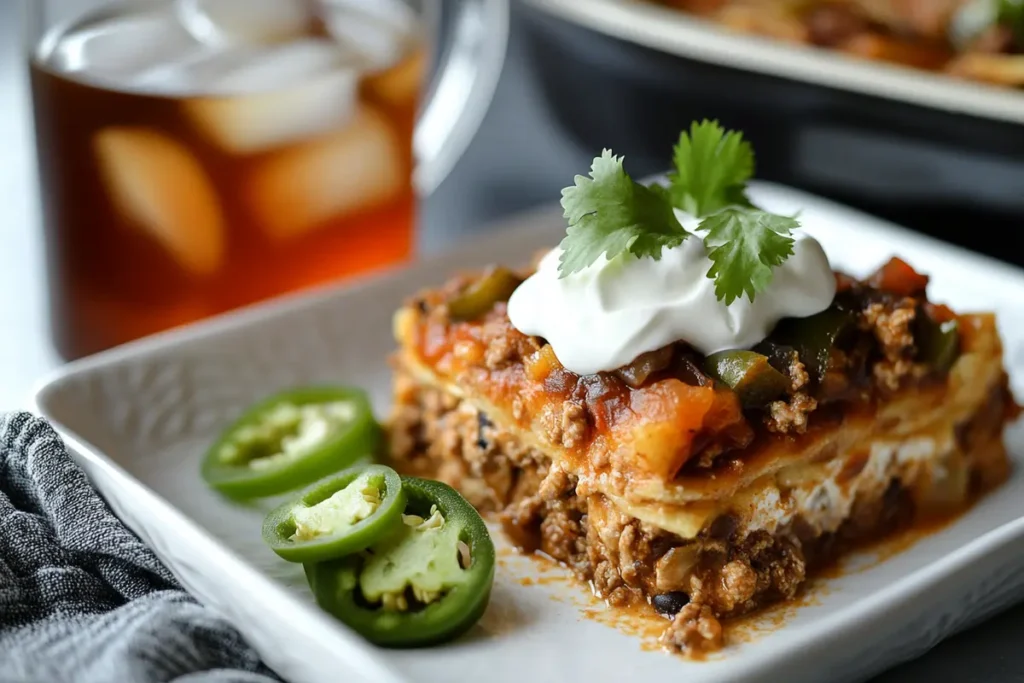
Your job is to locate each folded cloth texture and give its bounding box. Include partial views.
[0,411,281,683]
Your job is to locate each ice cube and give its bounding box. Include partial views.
[175,0,314,47]
[322,0,418,38]
[140,40,347,96]
[182,43,360,154]
[127,45,254,94]
[44,6,201,86]
[94,127,225,276]
[202,38,349,93]
[321,0,418,70]
[243,105,406,241]
[363,48,426,109]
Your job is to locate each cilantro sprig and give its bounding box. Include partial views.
[668,120,754,216]
[702,208,798,305]
[558,151,687,277]
[556,120,799,306]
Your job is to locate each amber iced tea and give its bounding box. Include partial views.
[31,1,425,360]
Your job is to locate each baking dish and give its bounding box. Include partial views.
[518,0,1024,264]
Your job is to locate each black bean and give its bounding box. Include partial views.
[476,412,493,450]
[652,592,689,617]
[708,513,739,540]
[954,417,970,450]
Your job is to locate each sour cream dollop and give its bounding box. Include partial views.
[506,222,836,376]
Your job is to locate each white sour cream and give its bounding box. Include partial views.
[506,218,836,376]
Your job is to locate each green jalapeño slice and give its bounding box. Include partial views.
[202,386,381,499]
[262,464,405,563]
[304,477,495,648]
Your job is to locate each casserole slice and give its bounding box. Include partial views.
[386,257,1018,654]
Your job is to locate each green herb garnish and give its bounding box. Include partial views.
[557,150,687,277]
[668,120,754,216]
[701,208,798,305]
[556,120,798,306]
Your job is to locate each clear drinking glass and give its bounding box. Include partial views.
[24,0,508,360]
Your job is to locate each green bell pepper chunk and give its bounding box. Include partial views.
[950,0,1024,47]
[1002,0,1024,43]
[262,464,405,564]
[703,350,790,408]
[917,318,960,373]
[447,266,522,321]
[201,386,381,499]
[304,476,495,648]
[756,340,799,375]
[770,306,856,383]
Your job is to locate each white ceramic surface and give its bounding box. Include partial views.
[32,183,1024,683]
[524,0,1024,125]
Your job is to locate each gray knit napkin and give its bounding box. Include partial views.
[0,411,281,683]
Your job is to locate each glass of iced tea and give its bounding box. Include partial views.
[26,0,508,360]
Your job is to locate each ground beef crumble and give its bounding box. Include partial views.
[662,603,724,652]
[863,299,916,357]
[765,393,818,434]
[787,357,810,393]
[389,377,548,512]
[860,296,925,393]
[558,403,588,448]
[484,335,515,369]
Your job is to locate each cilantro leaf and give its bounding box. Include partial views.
[668,120,755,217]
[699,208,798,305]
[557,150,688,277]
[553,123,804,306]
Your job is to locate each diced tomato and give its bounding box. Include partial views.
[925,302,957,324]
[834,271,859,293]
[868,256,930,296]
[628,379,716,479]
[703,387,748,434]
[525,344,562,381]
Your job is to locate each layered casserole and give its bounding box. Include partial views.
[384,123,1018,654]
[388,258,1015,652]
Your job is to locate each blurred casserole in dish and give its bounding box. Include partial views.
[651,0,1024,87]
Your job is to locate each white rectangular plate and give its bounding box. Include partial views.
[32,182,1024,683]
